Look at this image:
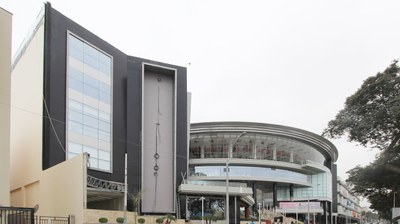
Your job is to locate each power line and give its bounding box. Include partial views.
[43,95,66,153]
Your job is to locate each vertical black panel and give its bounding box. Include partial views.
[332,164,338,213]
[126,57,142,198]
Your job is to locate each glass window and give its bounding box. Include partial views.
[67,33,113,172]
[99,120,110,132]
[69,142,83,154]
[187,196,225,220]
[99,111,111,122]
[68,110,83,123]
[68,120,83,134]
[84,74,98,89]
[83,125,98,138]
[68,78,83,92]
[69,45,83,61]
[99,91,111,104]
[83,84,98,99]
[83,104,98,118]
[99,160,110,170]
[69,99,82,112]
[84,145,99,158]
[83,114,99,129]
[99,130,111,142]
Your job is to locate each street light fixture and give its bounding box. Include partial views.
[201,196,205,224]
[226,132,247,224]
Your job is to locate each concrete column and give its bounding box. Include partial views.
[252,142,257,159]
[290,148,294,163]
[273,183,277,208]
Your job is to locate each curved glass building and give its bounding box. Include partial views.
[179,122,338,224]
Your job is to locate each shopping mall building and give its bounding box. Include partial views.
[179,122,338,224]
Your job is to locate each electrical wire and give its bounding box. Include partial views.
[43,95,66,153]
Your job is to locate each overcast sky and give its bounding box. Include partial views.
[3,0,399,183]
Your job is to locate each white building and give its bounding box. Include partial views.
[334,177,361,224]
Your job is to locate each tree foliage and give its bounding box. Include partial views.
[323,60,400,151]
[323,60,400,218]
[346,144,400,219]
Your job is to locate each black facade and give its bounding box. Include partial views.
[42,3,187,211]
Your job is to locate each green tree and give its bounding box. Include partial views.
[323,60,400,153]
[323,60,400,219]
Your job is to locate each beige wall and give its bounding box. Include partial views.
[10,154,87,223]
[10,21,44,191]
[37,153,87,222]
[0,6,12,207]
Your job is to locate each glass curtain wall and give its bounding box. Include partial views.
[189,133,326,165]
[66,33,113,172]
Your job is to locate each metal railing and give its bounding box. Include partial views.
[38,216,70,224]
[0,206,35,224]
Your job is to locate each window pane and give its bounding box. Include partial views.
[99,150,110,160]
[84,74,98,89]
[83,115,98,129]
[69,99,82,112]
[83,125,98,138]
[83,104,98,118]
[99,111,110,122]
[68,110,83,123]
[68,120,83,134]
[99,130,111,142]
[84,145,98,158]
[69,78,83,92]
[89,157,98,169]
[69,45,83,61]
[69,142,82,154]
[98,160,110,170]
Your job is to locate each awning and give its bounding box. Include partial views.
[178,182,254,205]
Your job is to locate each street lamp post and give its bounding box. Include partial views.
[201,196,205,224]
[226,132,247,224]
